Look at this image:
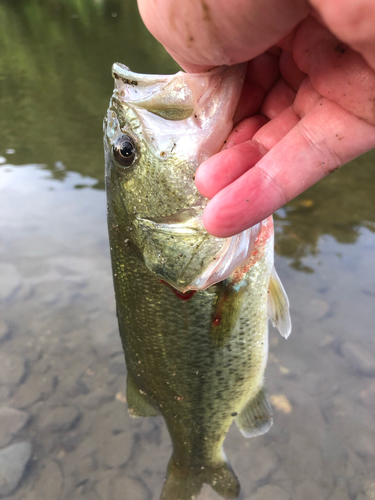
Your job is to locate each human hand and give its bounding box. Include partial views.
[138,0,375,237]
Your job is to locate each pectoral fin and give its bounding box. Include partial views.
[235,387,273,438]
[267,266,292,339]
[126,374,160,418]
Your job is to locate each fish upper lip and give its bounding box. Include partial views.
[136,202,206,227]
[135,214,205,234]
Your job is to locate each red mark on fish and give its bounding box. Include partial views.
[159,280,197,300]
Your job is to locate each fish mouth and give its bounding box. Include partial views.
[137,201,206,230]
[135,216,205,235]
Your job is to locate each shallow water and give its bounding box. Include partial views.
[0,1,375,499]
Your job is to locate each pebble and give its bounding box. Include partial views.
[0,352,25,386]
[288,434,324,481]
[100,432,133,468]
[233,446,279,486]
[295,479,324,500]
[309,298,330,320]
[98,404,128,435]
[115,392,127,404]
[0,388,10,404]
[83,389,113,410]
[112,476,149,500]
[348,430,375,458]
[330,485,351,500]
[0,407,29,448]
[94,470,117,500]
[345,449,367,497]
[61,436,99,487]
[29,461,63,500]
[75,486,102,500]
[38,406,81,433]
[248,484,291,500]
[359,380,375,408]
[73,436,98,460]
[0,322,10,343]
[364,481,375,499]
[341,342,375,377]
[13,373,55,408]
[61,429,84,453]
[0,442,32,497]
[0,264,21,300]
[108,354,126,375]
[270,394,292,414]
[65,379,90,398]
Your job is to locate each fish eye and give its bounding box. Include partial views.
[113,134,136,167]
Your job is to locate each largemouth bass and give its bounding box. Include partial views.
[104,63,291,500]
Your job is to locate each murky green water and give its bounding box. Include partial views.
[0,1,374,499]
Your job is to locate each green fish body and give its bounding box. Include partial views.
[104,64,291,500]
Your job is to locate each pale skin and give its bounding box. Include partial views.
[138,0,375,237]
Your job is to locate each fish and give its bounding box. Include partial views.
[103,62,291,500]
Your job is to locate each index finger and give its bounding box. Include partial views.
[202,98,375,237]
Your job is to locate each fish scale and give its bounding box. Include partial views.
[104,63,291,500]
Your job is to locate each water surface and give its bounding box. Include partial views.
[0,1,375,499]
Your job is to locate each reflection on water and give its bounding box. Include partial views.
[0,1,375,499]
[275,151,375,273]
[0,0,178,186]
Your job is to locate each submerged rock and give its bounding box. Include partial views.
[0,407,29,448]
[0,352,25,386]
[100,432,133,468]
[0,388,10,405]
[38,406,81,433]
[0,322,10,343]
[83,389,114,410]
[0,264,21,300]
[330,485,351,500]
[30,461,63,500]
[94,470,117,500]
[0,441,32,497]
[112,476,149,500]
[295,479,326,500]
[341,342,375,377]
[250,484,291,500]
[13,373,55,409]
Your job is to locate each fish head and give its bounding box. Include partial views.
[104,63,262,292]
[104,63,246,218]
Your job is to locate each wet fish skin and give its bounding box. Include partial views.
[104,64,291,500]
